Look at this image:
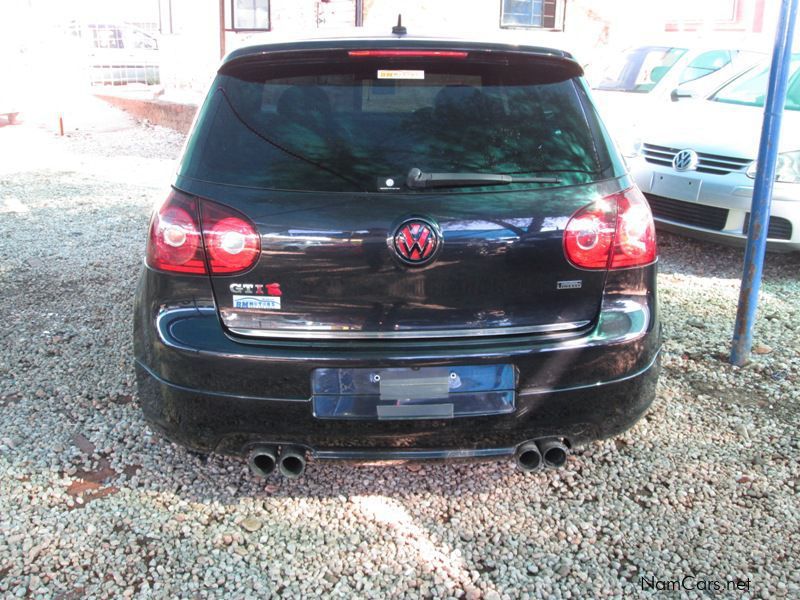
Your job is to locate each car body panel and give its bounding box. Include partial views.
[175,176,624,339]
[635,98,798,157]
[133,263,660,456]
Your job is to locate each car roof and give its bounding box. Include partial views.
[222,29,577,67]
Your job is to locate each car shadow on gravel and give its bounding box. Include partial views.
[93,400,667,505]
[6,385,791,509]
[128,428,586,502]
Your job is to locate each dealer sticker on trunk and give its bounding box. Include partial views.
[377,69,425,80]
[232,295,281,310]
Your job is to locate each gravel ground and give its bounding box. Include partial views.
[1,98,799,599]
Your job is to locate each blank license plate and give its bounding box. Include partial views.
[379,367,450,400]
[311,364,516,420]
[651,173,701,201]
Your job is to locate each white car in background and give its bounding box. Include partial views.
[628,55,800,251]
[589,45,763,147]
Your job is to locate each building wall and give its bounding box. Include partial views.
[157,0,219,94]
[158,0,775,94]
[4,0,776,101]
[362,0,501,33]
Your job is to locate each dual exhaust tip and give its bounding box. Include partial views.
[249,439,569,478]
[515,438,570,472]
[248,445,306,479]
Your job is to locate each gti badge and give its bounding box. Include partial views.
[672,149,699,172]
[392,218,441,266]
[229,282,282,310]
[229,283,281,296]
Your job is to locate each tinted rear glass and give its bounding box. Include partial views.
[181,51,616,192]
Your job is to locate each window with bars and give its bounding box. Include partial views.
[500,0,559,29]
[225,0,271,32]
[90,25,125,49]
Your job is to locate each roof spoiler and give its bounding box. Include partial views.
[220,43,584,80]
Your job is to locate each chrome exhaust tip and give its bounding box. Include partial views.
[248,445,278,478]
[515,441,543,472]
[279,446,307,479]
[536,438,569,469]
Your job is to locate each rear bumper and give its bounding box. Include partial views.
[135,353,658,459]
[133,265,661,459]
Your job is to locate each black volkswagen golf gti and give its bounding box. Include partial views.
[133,33,661,478]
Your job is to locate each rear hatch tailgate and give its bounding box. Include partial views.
[177,43,622,339]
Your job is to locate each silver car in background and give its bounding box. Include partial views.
[628,55,800,251]
[589,45,763,144]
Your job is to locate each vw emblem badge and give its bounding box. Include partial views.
[672,149,699,172]
[393,218,441,266]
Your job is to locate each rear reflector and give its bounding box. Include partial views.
[564,186,656,270]
[348,50,468,58]
[146,190,261,275]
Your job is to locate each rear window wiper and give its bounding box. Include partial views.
[406,168,561,189]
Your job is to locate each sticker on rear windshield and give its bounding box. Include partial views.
[377,69,424,80]
[232,295,281,310]
[377,176,402,191]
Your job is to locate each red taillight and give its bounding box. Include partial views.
[200,202,261,274]
[347,50,468,58]
[609,187,657,268]
[146,190,205,274]
[563,198,616,269]
[564,187,656,270]
[146,190,260,275]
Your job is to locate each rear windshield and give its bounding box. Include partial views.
[180,52,618,192]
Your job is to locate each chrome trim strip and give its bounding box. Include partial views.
[227,320,591,340]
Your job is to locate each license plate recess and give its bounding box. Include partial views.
[312,365,516,420]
